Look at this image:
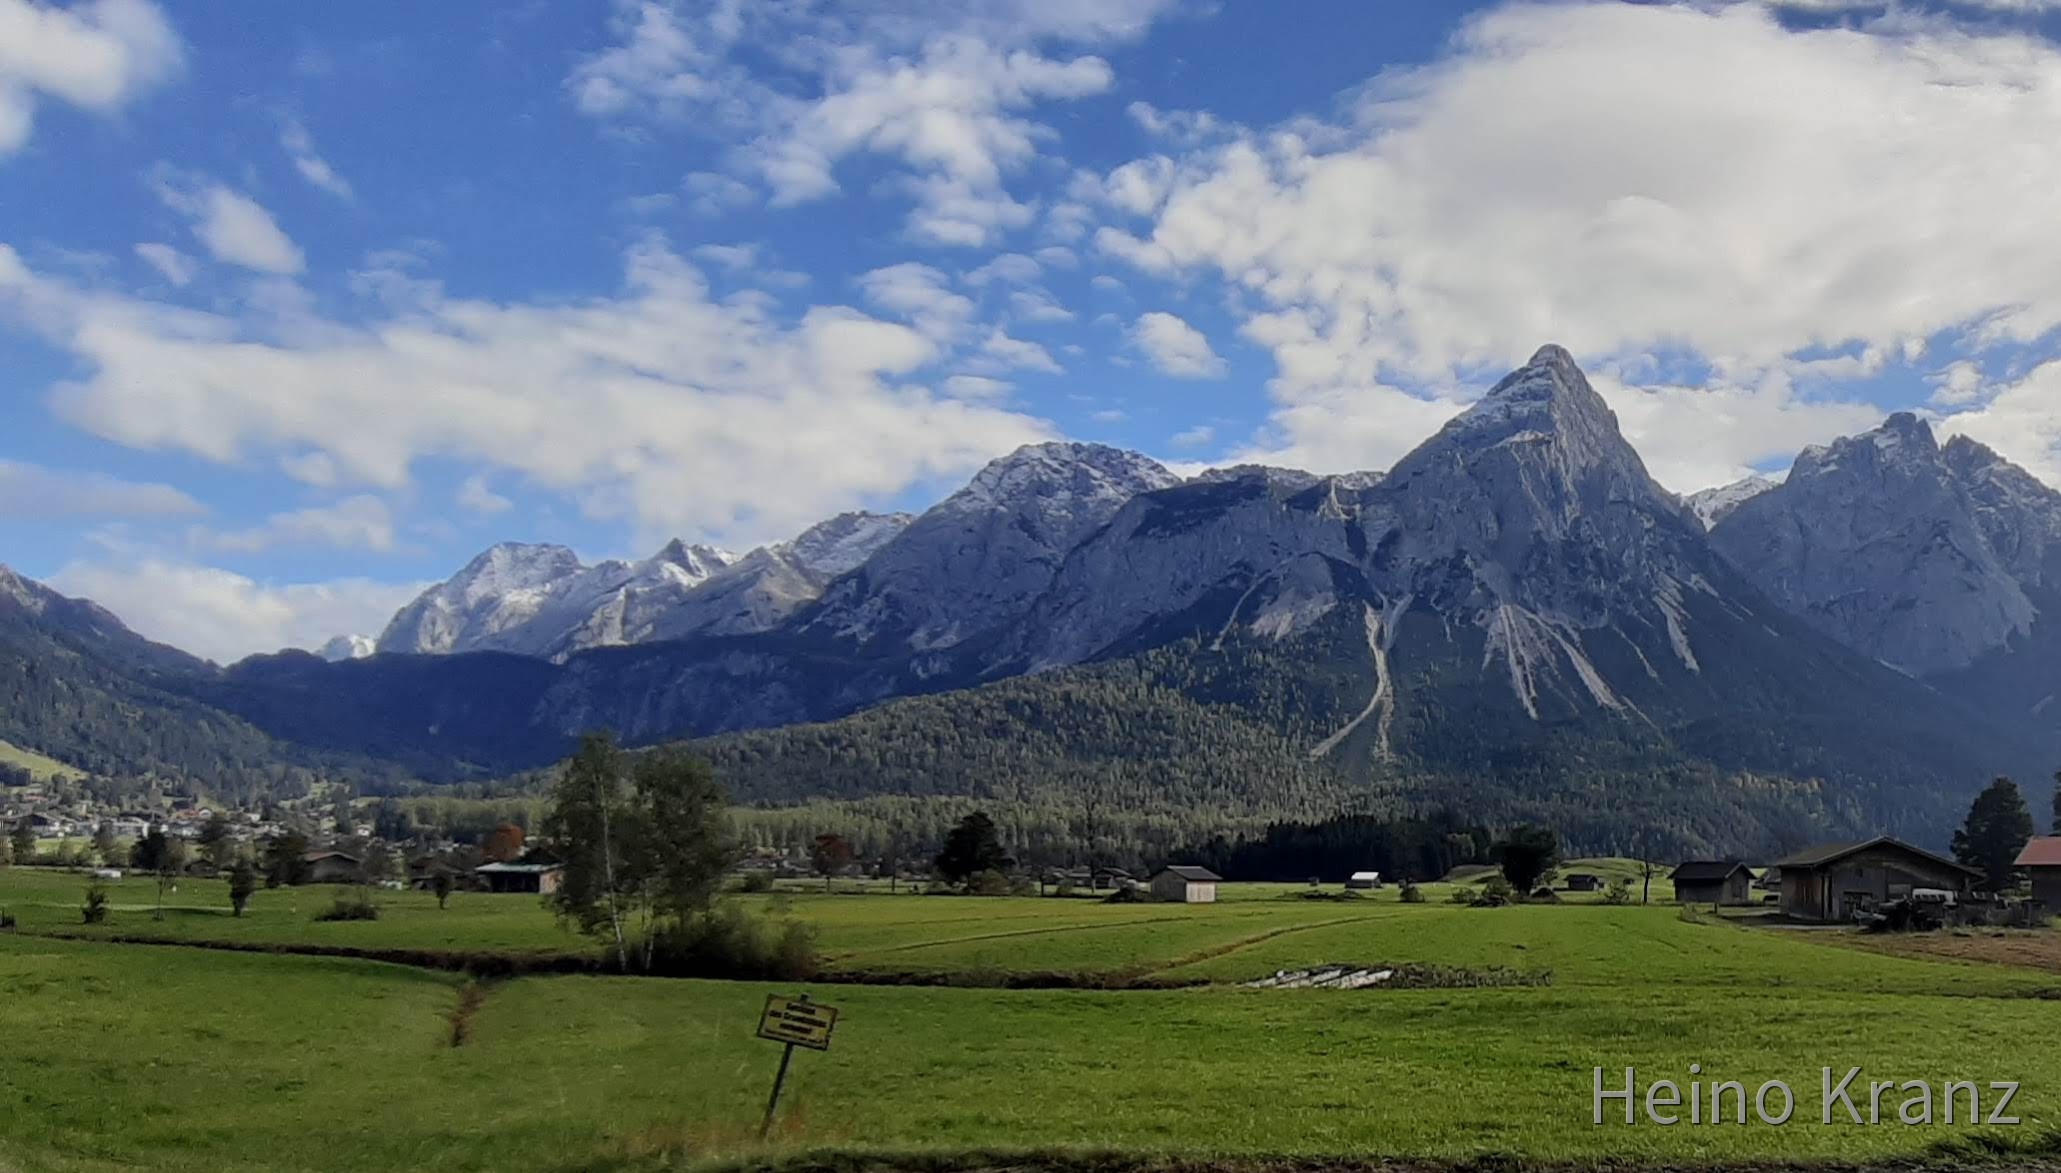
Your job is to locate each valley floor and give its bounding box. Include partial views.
[2,869,2058,1172]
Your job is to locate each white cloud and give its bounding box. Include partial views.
[280,117,353,200]
[0,459,202,518]
[965,253,1042,286]
[943,374,1011,399]
[1087,2,2061,482]
[857,262,972,341]
[456,473,511,516]
[0,238,1050,547]
[1008,288,1074,323]
[48,558,424,664]
[1589,369,1886,494]
[1131,311,1225,378]
[199,495,395,554]
[0,0,181,156]
[570,1,1176,246]
[132,241,192,285]
[1937,360,2061,486]
[683,170,754,215]
[152,177,303,274]
[1170,423,1214,449]
[971,326,1061,374]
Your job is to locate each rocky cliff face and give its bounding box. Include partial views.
[1687,476,1776,529]
[1709,414,2046,676]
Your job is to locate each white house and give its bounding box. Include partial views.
[1149,865,1221,904]
[1346,871,1381,890]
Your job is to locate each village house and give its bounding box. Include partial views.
[1562,872,1603,892]
[2014,837,2061,908]
[1771,838,1979,922]
[1669,860,1754,905]
[303,850,363,884]
[475,861,563,895]
[1345,871,1381,890]
[1149,865,1221,904]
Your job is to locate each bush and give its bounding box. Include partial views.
[0,907,15,930]
[646,903,819,980]
[738,870,776,894]
[314,890,380,922]
[1447,886,1475,905]
[1103,885,1151,904]
[966,869,1012,897]
[1471,876,1515,908]
[1399,880,1425,904]
[82,882,109,924]
[1602,878,1632,905]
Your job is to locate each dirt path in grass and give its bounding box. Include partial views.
[1837,927,2061,974]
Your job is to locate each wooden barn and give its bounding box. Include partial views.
[1149,865,1221,904]
[2015,837,2061,908]
[1669,860,1753,905]
[1772,838,1977,922]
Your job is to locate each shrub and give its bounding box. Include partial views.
[1529,887,1560,902]
[1008,873,1036,897]
[1471,876,1515,908]
[0,907,15,930]
[738,870,776,894]
[314,890,380,922]
[1447,886,1475,905]
[1103,885,1151,904]
[646,903,819,980]
[966,869,1012,897]
[82,882,109,924]
[1399,879,1425,904]
[1602,878,1632,905]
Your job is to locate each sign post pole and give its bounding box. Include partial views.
[759,1040,796,1139]
[754,991,839,1141]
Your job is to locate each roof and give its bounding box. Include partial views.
[303,850,360,863]
[1772,837,1979,876]
[1155,865,1222,882]
[1669,859,1751,883]
[2015,837,2061,867]
[475,862,563,874]
[1349,871,1381,880]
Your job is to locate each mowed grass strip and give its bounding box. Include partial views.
[6,931,2061,1173]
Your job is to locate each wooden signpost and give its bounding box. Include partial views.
[757,993,838,1138]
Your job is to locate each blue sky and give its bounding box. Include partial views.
[4,0,2061,661]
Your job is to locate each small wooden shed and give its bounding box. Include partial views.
[2015,837,2061,908]
[1149,865,1221,904]
[1669,860,1754,905]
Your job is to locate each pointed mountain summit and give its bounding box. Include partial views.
[1711,412,2037,675]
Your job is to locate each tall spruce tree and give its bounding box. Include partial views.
[1953,777,2034,893]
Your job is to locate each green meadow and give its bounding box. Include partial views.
[3,864,2057,1172]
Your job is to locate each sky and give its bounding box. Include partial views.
[5,0,2061,663]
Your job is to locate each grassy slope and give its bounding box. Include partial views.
[0,738,81,781]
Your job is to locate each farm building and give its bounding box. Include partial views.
[1090,866,1134,892]
[1150,865,1221,903]
[1345,871,1381,890]
[302,850,362,884]
[1563,873,1603,892]
[1669,860,1754,905]
[2014,837,2061,908]
[476,861,564,895]
[1771,838,1978,922]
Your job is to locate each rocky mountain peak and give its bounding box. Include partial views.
[1687,475,1778,529]
[650,540,733,580]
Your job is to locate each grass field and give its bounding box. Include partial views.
[0,739,82,781]
[5,864,2056,1172]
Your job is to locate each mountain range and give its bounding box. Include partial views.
[6,345,2058,852]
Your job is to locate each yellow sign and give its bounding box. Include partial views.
[757,994,838,1051]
